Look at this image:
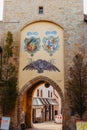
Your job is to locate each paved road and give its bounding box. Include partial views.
[26,121,62,130]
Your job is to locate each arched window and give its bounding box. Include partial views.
[48,90,50,97]
[41,90,43,97]
[37,89,39,97]
[51,92,52,98]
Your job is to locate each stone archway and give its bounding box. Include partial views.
[18,76,64,128]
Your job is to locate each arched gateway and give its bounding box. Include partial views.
[18,76,64,128]
[0,0,84,129]
[18,21,64,128]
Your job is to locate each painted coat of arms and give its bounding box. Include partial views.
[43,34,59,56]
[24,37,40,56]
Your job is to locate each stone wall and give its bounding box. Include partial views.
[0,22,4,47]
[2,0,84,73]
[84,22,87,56]
[0,0,85,129]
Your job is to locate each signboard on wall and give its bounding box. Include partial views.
[0,117,10,130]
[76,121,87,130]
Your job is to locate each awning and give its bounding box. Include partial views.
[40,98,49,105]
[47,99,59,106]
[32,98,43,106]
[33,98,58,106]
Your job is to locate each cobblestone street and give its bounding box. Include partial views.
[26,121,62,130]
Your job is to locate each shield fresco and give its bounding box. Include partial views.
[43,36,59,56]
[24,37,40,56]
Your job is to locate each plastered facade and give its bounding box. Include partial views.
[19,21,64,92]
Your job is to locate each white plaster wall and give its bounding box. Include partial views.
[33,85,54,98]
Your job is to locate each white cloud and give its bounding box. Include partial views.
[83,0,87,14]
[0,0,3,20]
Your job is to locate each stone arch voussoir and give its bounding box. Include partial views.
[19,76,64,107]
[21,20,64,31]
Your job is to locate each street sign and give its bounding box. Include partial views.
[0,117,10,130]
[76,121,87,130]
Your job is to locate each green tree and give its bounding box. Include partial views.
[67,54,87,119]
[0,31,18,115]
[3,31,15,80]
[2,77,18,115]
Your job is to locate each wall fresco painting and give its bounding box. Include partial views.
[23,31,59,56]
[43,36,59,56]
[23,31,60,73]
[43,31,59,56]
[23,59,60,73]
[24,37,40,56]
[24,32,40,56]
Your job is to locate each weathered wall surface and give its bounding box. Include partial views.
[0,22,4,47]
[1,0,84,70]
[84,22,87,55]
[2,0,84,83]
[19,22,64,92]
[0,0,85,129]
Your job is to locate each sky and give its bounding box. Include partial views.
[0,0,87,20]
[0,0,3,20]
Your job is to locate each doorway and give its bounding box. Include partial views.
[18,76,64,129]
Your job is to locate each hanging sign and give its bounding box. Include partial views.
[0,117,10,130]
